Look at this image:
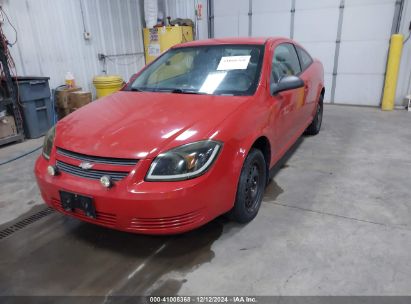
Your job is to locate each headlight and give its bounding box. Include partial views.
[146,140,222,181]
[42,126,56,160]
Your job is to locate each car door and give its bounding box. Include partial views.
[269,43,304,150]
[296,45,317,124]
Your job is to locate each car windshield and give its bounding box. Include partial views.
[128,44,264,96]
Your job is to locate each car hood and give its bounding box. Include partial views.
[56,91,249,159]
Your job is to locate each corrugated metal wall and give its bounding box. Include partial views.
[1,0,145,95]
[159,0,208,40]
[164,0,196,20]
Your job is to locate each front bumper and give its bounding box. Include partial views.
[34,150,237,235]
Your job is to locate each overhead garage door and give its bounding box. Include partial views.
[293,0,340,103]
[335,0,396,105]
[214,0,250,37]
[252,0,292,38]
[213,0,397,106]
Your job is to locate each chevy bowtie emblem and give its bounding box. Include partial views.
[79,162,94,170]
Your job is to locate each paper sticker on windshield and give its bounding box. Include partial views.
[217,56,251,71]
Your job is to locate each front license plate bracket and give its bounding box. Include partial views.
[59,191,96,218]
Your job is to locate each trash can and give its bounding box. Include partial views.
[16,77,53,139]
[93,75,124,99]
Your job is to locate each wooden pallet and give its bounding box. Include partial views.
[0,133,24,146]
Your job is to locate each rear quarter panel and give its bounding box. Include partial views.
[311,59,325,98]
[310,59,325,110]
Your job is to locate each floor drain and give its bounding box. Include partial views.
[0,207,55,241]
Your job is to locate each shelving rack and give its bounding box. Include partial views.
[0,30,24,146]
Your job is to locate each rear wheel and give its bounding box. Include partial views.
[229,148,266,223]
[305,93,324,135]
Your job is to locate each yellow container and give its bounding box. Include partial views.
[93,75,124,99]
[143,26,193,64]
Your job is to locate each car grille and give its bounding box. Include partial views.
[56,147,137,166]
[56,160,129,181]
[55,147,138,181]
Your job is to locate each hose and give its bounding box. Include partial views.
[403,32,411,44]
[0,146,42,166]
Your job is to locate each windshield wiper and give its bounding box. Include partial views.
[130,87,145,92]
[130,87,205,94]
[169,88,206,95]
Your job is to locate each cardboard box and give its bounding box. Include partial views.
[0,115,17,139]
[68,91,92,112]
[55,87,82,119]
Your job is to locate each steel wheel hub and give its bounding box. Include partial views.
[245,164,260,212]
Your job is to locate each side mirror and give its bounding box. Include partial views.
[271,75,305,95]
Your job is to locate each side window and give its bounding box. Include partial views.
[271,43,301,84]
[296,46,313,71]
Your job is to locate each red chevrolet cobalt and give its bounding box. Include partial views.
[35,37,324,234]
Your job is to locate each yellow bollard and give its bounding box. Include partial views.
[381,34,403,111]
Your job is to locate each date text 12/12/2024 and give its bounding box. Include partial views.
[149,296,258,303]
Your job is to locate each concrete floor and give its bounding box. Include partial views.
[0,105,411,296]
[0,136,43,225]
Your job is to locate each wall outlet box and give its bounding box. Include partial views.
[83,32,92,40]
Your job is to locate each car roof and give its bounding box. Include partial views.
[173,37,289,48]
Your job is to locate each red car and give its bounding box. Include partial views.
[35,37,324,234]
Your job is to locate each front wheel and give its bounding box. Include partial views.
[305,93,323,135]
[229,148,267,223]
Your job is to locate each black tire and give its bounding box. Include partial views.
[229,148,267,223]
[305,93,324,136]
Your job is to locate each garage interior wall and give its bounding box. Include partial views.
[2,0,410,106]
[213,0,400,106]
[1,0,145,94]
